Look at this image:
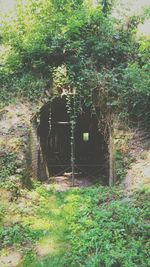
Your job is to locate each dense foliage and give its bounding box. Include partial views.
[65,186,150,267]
[0,3,149,267]
[0,0,150,125]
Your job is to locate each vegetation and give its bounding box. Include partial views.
[0,1,150,266]
[0,0,150,125]
[0,153,17,180]
[0,183,149,267]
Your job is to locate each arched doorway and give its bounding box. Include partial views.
[38,97,108,183]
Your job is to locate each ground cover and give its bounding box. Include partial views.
[0,180,149,267]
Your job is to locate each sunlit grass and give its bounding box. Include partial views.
[0,183,149,266]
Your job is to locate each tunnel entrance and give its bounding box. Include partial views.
[38,97,109,184]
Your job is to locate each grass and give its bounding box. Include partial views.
[0,183,149,267]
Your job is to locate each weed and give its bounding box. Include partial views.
[0,203,5,223]
[0,153,17,181]
[0,222,43,248]
[114,149,131,182]
[0,183,149,267]
[63,186,150,267]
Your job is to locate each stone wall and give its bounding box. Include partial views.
[0,102,48,185]
[28,121,48,180]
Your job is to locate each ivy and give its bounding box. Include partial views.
[0,153,17,181]
[0,0,150,125]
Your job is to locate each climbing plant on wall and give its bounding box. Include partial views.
[0,0,150,184]
[1,0,149,118]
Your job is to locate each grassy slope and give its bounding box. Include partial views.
[0,182,149,267]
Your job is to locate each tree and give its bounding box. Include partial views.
[0,0,150,184]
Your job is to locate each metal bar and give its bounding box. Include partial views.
[49,164,105,167]
[75,166,96,179]
[53,166,71,177]
[49,165,71,167]
[54,122,69,124]
[74,164,105,167]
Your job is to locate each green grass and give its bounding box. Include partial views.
[61,186,150,267]
[0,183,149,267]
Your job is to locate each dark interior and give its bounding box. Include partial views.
[38,97,108,182]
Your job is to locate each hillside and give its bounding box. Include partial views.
[0,1,150,266]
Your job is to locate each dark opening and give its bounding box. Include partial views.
[38,97,109,183]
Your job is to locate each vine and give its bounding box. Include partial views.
[66,92,78,185]
[47,100,52,147]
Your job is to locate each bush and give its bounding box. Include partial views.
[64,186,149,267]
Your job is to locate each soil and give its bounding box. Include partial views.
[47,172,101,191]
[0,250,22,267]
[124,129,150,193]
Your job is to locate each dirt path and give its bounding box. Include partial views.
[0,184,70,267]
[48,172,99,191]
